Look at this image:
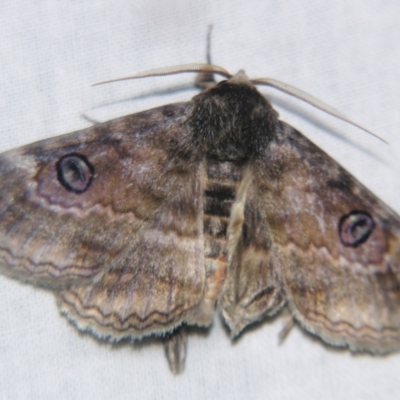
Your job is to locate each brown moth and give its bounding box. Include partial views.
[1,63,400,375]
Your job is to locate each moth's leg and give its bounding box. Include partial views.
[278,313,295,343]
[79,114,100,125]
[163,325,188,375]
[195,25,216,90]
[195,70,216,90]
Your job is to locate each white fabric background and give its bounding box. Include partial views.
[0,1,400,399]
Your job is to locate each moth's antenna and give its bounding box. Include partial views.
[195,24,217,90]
[93,63,231,86]
[252,77,386,143]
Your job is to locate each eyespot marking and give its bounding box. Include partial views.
[339,210,375,247]
[56,153,94,194]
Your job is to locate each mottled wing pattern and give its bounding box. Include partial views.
[254,121,400,352]
[219,167,286,336]
[0,103,210,338]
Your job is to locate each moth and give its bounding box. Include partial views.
[1,62,400,375]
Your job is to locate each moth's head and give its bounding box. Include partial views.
[224,70,251,85]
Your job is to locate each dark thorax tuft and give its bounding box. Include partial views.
[189,79,278,162]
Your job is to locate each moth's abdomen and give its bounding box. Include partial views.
[202,160,243,303]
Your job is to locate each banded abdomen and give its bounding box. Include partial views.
[202,159,244,305]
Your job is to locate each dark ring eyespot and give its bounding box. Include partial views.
[339,210,375,247]
[56,153,94,194]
